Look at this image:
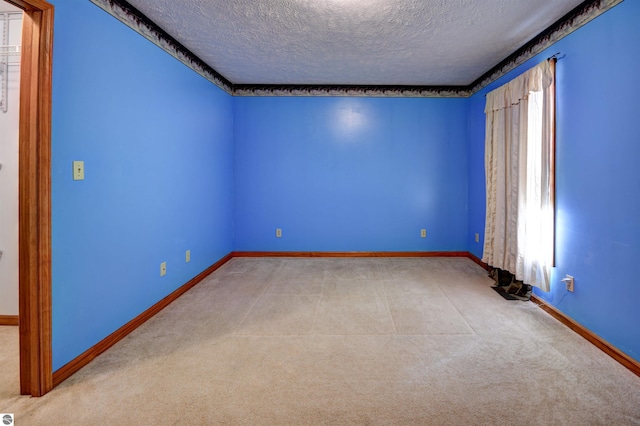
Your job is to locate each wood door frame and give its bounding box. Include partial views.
[8,0,53,397]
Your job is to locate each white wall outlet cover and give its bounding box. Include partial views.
[561,275,574,292]
[276,228,282,238]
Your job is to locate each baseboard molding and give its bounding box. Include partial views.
[0,315,19,326]
[52,252,234,387]
[233,251,470,258]
[530,295,640,378]
[51,250,489,388]
[467,252,489,270]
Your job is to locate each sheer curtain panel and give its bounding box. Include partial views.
[483,60,555,292]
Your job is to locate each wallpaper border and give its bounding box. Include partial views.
[90,0,623,98]
[468,0,623,94]
[89,0,234,95]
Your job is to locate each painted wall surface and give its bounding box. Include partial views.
[51,1,234,370]
[0,8,21,316]
[234,97,469,252]
[468,1,640,361]
[467,92,486,259]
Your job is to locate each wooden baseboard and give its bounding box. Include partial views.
[232,251,470,258]
[52,253,234,387]
[48,251,640,391]
[51,250,490,388]
[530,295,640,378]
[467,252,489,270]
[0,315,19,326]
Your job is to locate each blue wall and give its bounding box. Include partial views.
[234,97,469,252]
[48,0,639,371]
[468,1,640,361]
[51,1,234,370]
[467,92,486,259]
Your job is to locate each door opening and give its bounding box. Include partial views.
[0,1,22,327]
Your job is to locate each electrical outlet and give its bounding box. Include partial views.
[186,250,191,263]
[160,262,167,277]
[276,228,282,238]
[475,233,480,243]
[420,229,427,238]
[562,275,574,292]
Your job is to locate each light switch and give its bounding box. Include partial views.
[73,161,84,181]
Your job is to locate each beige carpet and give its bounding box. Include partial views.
[1,257,639,425]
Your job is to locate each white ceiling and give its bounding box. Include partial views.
[125,0,585,87]
[0,2,22,12]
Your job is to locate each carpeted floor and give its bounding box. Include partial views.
[1,257,639,425]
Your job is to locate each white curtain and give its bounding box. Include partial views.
[483,60,555,292]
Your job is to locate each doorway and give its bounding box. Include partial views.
[0,1,21,327]
[0,1,21,403]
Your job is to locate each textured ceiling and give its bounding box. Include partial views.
[123,0,586,87]
[0,2,21,12]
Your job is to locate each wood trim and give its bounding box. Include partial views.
[531,295,640,378]
[232,251,470,258]
[0,316,20,326]
[48,251,490,387]
[16,0,54,397]
[467,252,489,270]
[52,253,233,387]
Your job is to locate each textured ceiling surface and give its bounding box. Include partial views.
[0,2,21,12]
[125,0,585,87]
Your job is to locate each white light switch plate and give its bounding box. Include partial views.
[73,160,84,180]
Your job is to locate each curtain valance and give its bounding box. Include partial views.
[485,60,554,113]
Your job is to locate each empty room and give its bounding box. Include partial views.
[1,0,639,424]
